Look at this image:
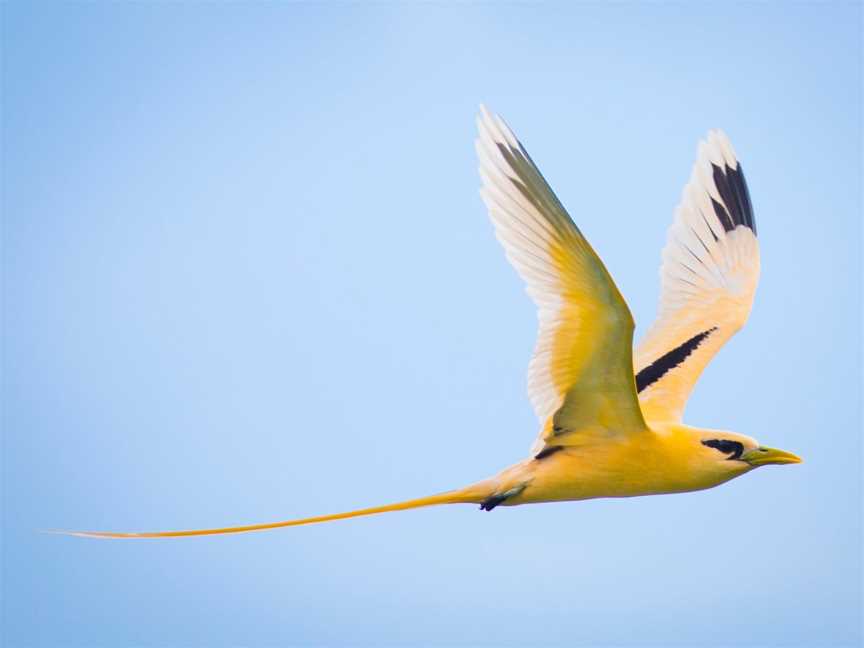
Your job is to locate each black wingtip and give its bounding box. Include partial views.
[711,163,756,236]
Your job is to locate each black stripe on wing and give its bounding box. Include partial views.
[711,163,756,235]
[636,327,719,393]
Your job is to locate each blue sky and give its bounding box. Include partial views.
[3,3,861,646]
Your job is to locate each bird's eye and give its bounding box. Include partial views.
[701,439,745,460]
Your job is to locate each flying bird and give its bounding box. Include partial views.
[67,107,800,539]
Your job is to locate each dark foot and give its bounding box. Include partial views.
[479,495,508,511]
[479,485,526,511]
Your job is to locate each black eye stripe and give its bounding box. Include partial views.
[702,439,745,460]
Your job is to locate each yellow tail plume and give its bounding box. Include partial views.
[55,487,482,539]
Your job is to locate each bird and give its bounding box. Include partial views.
[65,106,801,539]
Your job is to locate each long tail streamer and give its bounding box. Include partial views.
[54,490,474,539]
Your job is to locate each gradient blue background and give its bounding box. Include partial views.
[3,3,861,647]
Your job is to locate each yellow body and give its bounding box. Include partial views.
[61,108,801,540]
[478,424,752,506]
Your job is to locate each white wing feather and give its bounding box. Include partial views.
[635,130,760,423]
[477,106,647,452]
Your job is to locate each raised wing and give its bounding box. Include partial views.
[635,130,760,423]
[476,106,648,454]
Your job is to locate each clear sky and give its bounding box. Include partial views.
[3,3,861,647]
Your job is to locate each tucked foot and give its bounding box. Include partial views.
[479,485,526,511]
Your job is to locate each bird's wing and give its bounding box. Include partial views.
[476,106,648,455]
[635,130,760,423]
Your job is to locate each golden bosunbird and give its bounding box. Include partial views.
[66,107,800,539]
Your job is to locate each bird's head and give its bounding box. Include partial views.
[698,431,802,476]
